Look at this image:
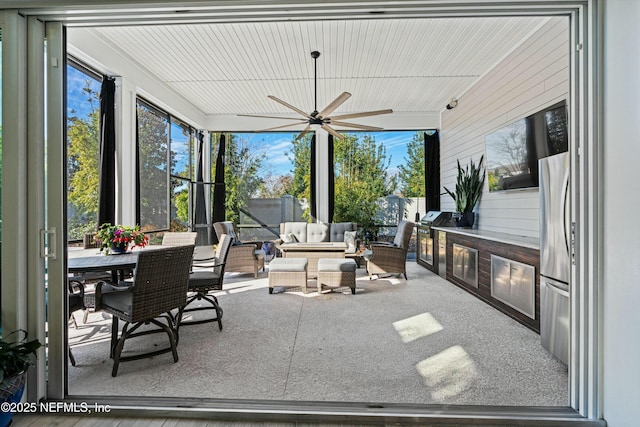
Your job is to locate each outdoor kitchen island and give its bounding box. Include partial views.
[430,226,541,332]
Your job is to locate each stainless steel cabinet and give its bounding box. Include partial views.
[491,255,535,319]
[452,244,478,287]
[418,227,433,265]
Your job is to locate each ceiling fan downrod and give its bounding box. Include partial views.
[311,50,320,116]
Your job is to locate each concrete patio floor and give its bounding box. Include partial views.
[67,261,567,406]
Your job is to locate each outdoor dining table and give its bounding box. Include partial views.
[67,245,204,281]
[68,249,139,282]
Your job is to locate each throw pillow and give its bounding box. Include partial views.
[344,231,357,253]
[280,233,298,243]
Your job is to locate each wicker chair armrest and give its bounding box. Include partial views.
[192,256,224,270]
[230,244,259,257]
[240,240,263,250]
[68,279,86,298]
[369,241,396,247]
[193,255,219,263]
[370,244,404,258]
[95,280,133,310]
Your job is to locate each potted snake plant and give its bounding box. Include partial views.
[444,155,486,228]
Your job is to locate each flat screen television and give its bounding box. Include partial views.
[485,101,569,192]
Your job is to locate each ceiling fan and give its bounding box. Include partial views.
[238,51,393,140]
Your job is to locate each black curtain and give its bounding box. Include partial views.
[194,132,210,245]
[135,111,141,225]
[98,77,116,226]
[424,130,441,212]
[309,134,317,220]
[212,134,227,241]
[309,133,318,221]
[328,134,335,222]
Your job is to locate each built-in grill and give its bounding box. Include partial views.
[417,211,454,271]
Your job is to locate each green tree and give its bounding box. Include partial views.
[67,81,100,240]
[211,133,265,224]
[398,132,425,197]
[284,134,314,220]
[258,174,293,198]
[288,133,312,202]
[173,185,190,230]
[332,133,397,237]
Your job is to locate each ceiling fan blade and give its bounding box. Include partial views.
[295,125,311,141]
[267,95,313,119]
[329,120,384,131]
[237,114,306,122]
[258,122,307,132]
[318,92,352,119]
[329,109,393,120]
[321,124,345,140]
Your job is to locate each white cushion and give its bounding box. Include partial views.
[282,222,308,243]
[330,222,356,242]
[307,223,330,243]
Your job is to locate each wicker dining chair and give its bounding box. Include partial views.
[161,231,198,246]
[95,245,195,377]
[68,277,86,367]
[364,220,415,280]
[177,234,233,332]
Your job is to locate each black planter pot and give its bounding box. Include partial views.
[455,212,475,228]
[110,242,128,254]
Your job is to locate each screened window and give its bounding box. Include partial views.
[137,99,170,232]
[137,98,195,233]
[170,118,193,231]
[66,59,102,241]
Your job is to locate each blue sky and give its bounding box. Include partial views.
[67,65,101,121]
[234,131,420,179]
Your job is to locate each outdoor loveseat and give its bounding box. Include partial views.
[275,222,358,277]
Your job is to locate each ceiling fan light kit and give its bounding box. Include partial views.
[238,51,393,140]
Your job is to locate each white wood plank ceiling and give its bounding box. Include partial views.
[77,16,547,122]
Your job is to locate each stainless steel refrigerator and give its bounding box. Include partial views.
[539,152,570,365]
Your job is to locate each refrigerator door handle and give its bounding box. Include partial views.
[562,164,571,256]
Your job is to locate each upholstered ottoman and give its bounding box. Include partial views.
[268,258,308,294]
[317,258,357,294]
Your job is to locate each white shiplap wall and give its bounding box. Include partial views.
[439,17,569,239]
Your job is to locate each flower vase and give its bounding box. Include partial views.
[110,242,128,255]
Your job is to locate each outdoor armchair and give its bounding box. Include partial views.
[364,220,415,280]
[213,221,265,277]
[177,234,233,332]
[95,245,195,377]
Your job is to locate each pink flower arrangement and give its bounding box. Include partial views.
[95,223,149,254]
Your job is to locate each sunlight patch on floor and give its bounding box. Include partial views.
[416,345,478,401]
[393,312,443,343]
